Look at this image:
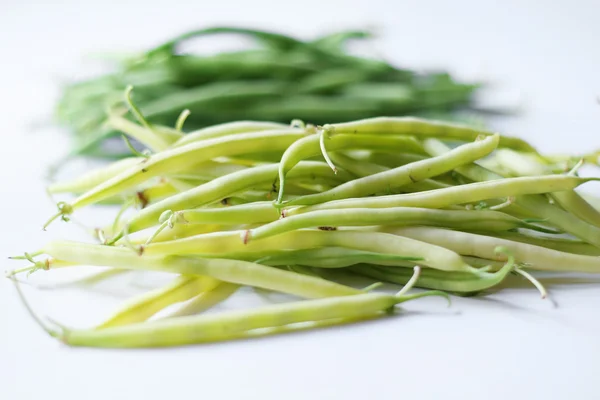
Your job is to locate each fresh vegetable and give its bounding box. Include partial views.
[9,101,600,349]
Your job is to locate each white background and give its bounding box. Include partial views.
[1,1,599,399]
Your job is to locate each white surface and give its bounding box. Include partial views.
[1,1,599,399]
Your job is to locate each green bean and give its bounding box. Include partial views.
[323,116,536,151]
[160,282,239,319]
[484,231,600,256]
[379,226,600,273]
[425,140,600,247]
[144,230,478,272]
[353,152,428,168]
[247,207,553,242]
[310,30,372,52]
[172,120,290,148]
[167,202,281,227]
[39,241,362,299]
[276,133,425,204]
[283,134,499,206]
[113,161,353,240]
[351,251,515,293]
[44,129,308,227]
[133,223,222,245]
[140,81,286,120]
[287,175,597,216]
[327,152,388,177]
[31,289,445,348]
[255,247,423,269]
[106,115,173,152]
[97,275,218,329]
[495,148,600,229]
[297,69,374,94]
[47,157,142,194]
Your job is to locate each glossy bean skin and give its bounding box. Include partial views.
[248,207,547,242]
[286,175,596,216]
[53,291,441,348]
[324,116,536,152]
[379,226,600,273]
[282,134,499,206]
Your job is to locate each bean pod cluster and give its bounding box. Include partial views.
[55,26,484,160]
[9,103,600,348]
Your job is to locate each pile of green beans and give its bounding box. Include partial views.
[55,26,485,160]
[10,103,600,348]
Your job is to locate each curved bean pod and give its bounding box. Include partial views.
[351,255,514,293]
[276,133,425,204]
[282,134,499,206]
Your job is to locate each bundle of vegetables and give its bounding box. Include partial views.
[55,26,483,159]
[10,96,600,348]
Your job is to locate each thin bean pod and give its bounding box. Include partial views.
[168,202,281,227]
[255,247,423,269]
[143,230,478,272]
[351,252,515,293]
[39,241,362,299]
[495,148,600,229]
[161,282,239,319]
[379,226,600,273]
[113,161,353,240]
[424,139,600,248]
[276,133,425,204]
[97,275,218,329]
[33,290,445,348]
[48,157,142,194]
[282,134,500,206]
[323,116,536,151]
[483,231,600,257]
[247,207,553,242]
[45,129,308,226]
[286,175,597,216]
[172,120,290,147]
